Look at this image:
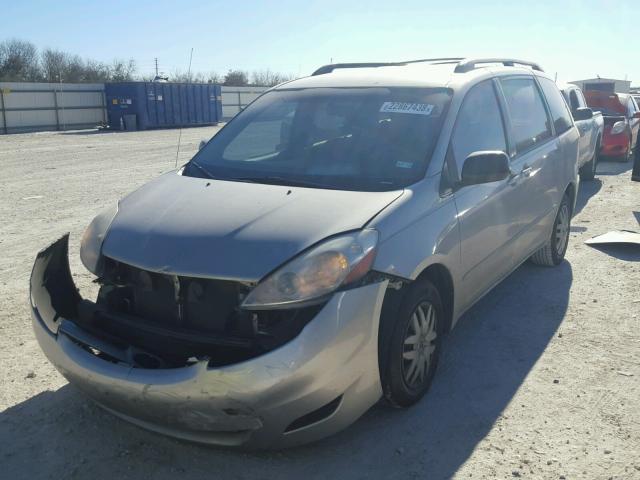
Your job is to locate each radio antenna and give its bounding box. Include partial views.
[175,47,194,168]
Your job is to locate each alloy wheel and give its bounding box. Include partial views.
[555,203,570,256]
[401,302,438,389]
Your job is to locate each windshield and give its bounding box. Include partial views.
[185,87,452,191]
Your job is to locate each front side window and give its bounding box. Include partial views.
[450,80,507,170]
[499,77,553,153]
[186,87,452,191]
[538,78,573,134]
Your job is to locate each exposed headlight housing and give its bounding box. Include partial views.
[241,229,379,310]
[610,120,627,135]
[80,204,118,274]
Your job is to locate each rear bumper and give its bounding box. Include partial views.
[30,235,386,449]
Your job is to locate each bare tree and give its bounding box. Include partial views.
[206,71,222,84]
[109,58,136,81]
[223,69,249,86]
[170,69,203,83]
[0,39,40,81]
[62,54,86,82]
[41,49,87,82]
[83,59,111,82]
[171,70,223,84]
[251,69,294,87]
[0,37,293,86]
[41,48,66,82]
[42,48,116,82]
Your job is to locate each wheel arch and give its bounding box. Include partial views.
[414,264,455,334]
[565,181,577,216]
[377,261,455,377]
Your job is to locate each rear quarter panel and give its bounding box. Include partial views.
[558,127,580,212]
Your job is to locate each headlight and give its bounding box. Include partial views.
[241,229,379,309]
[80,204,118,274]
[611,120,627,135]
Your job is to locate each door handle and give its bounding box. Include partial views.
[521,165,532,177]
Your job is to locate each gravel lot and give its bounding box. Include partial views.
[1,128,639,480]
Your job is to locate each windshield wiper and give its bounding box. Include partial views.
[186,161,215,179]
[229,176,331,188]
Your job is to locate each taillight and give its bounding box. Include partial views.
[610,120,627,135]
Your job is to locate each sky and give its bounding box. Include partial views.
[2,0,638,84]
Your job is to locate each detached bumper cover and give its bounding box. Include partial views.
[30,235,386,449]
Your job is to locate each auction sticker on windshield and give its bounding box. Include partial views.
[380,102,437,115]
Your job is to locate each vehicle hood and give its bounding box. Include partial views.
[101,172,403,282]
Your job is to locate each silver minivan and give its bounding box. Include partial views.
[30,58,578,449]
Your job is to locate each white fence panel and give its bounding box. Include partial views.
[0,83,266,133]
[221,86,268,120]
[0,82,106,134]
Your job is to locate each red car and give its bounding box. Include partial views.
[584,91,640,161]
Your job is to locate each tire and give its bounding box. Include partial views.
[579,144,598,181]
[379,278,443,408]
[624,137,634,162]
[531,193,571,267]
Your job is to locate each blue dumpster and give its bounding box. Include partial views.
[105,82,222,130]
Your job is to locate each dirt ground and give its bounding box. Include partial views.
[1,127,639,480]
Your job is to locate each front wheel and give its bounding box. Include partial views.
[531,193,571,267]
[380,279,443,408]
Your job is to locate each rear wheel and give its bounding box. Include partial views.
[380,279,443,408]
[531,193,571,267]
[579,143,599,181]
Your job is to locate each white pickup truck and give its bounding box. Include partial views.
[561,84,604,181]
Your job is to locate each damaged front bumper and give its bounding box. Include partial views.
[30,235,386,449]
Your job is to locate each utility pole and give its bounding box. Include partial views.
[155,58,159,77]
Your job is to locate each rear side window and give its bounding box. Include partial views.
[450,80,507,170]
[499,77,553,153]
[577,90,588,108]
[568,90,580,112]
[538,78,573,134]
[627,97,636,117]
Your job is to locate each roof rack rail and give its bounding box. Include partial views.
[312,62,400,76]
[402,57,465,65]
[311,57,465,76]
[454,58,544,73]
[311,57,543,77]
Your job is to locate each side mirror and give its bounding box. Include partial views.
[460,151,511,187]
[574,107,593,121]
[198,139,207,151]
[633,111,640,119]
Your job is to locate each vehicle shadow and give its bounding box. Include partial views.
[574,178,602,216]
[596,159,632,176]
[59,129,125,136]
[0,261,572,480]
[59,124,221,136]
